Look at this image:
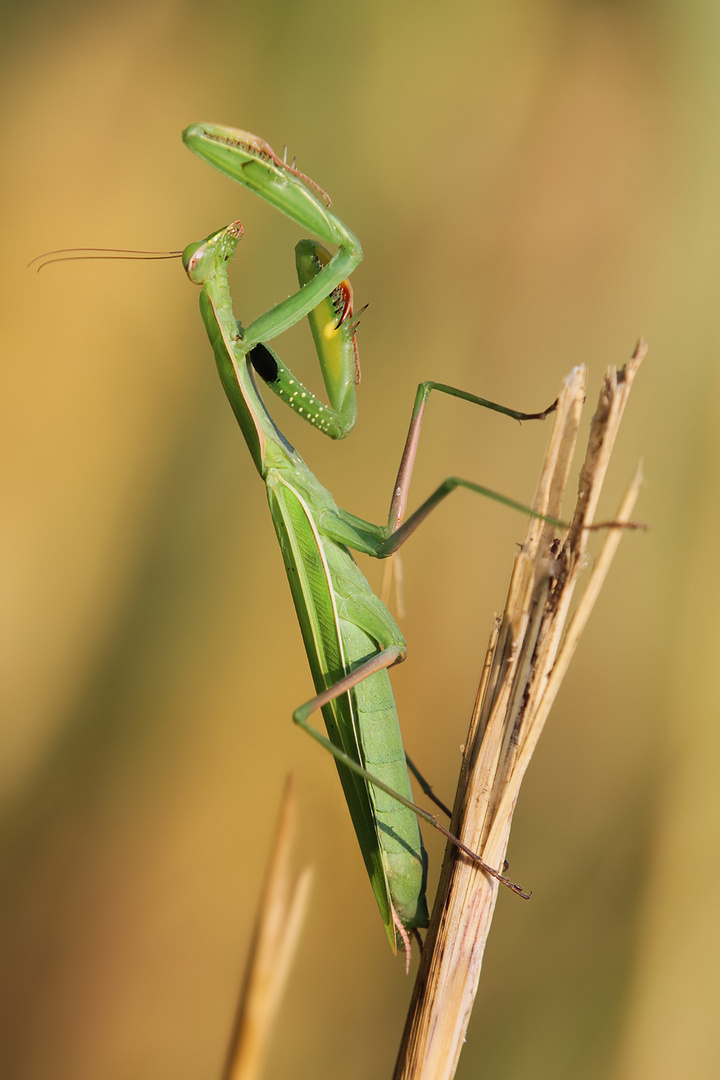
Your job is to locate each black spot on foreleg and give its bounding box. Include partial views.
[249,343,279,384]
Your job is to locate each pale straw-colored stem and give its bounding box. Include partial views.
[394,341,647,1080]
[222,775,313,1080]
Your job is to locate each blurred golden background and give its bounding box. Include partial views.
[2,1,719,1077]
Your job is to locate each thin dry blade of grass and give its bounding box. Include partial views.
[221,774,313,1080]
[394,341,647,1080]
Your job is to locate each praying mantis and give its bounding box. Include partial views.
[180,123,560,956]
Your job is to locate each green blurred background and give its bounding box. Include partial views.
[2,0,719,1077]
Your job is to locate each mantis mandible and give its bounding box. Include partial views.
[181,124,558,956]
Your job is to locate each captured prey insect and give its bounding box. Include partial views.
[181,124,558,956]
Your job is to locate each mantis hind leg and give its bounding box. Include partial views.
[405,754,452,819]
[292,646,530,899]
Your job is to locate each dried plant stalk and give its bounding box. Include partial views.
[222,774,313,1080]
[394,342,647,1080]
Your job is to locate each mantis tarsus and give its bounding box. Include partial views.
[179,124,567,957]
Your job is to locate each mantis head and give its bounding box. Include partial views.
[182,221,244,286]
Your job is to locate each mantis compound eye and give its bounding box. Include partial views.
[181,239,205,277]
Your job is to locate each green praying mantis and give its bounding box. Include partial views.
[178,124,565,957]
